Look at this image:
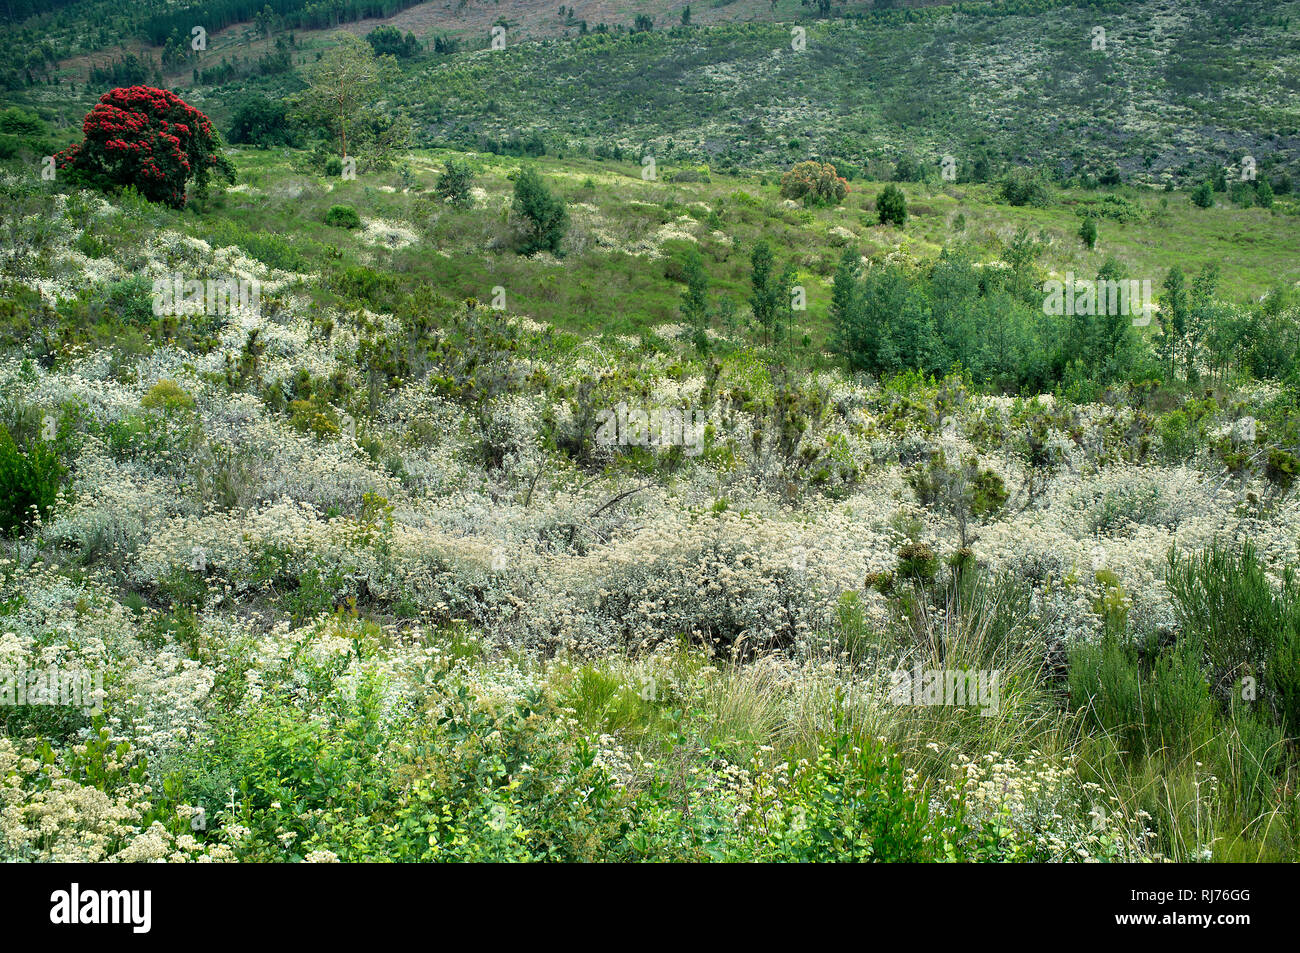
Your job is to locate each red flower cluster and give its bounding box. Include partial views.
[55,86,231,208]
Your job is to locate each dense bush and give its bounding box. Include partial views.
[510,166,568,256]
[366,25,419,59]
[0,424,63,536]
[999,168,1052,207]
[1070,632,1215,759]
[779,160,848,206]
[324,204,362,229]
[435,158,474,209]
[54,86,234,207]
[875,183,907,225]
[227,94,297,148]
[1167,542,1300,735]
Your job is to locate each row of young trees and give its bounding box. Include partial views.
[673,219,1298,397]
[826,241,1300,395]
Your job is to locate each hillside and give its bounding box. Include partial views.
[5,0,1300,186]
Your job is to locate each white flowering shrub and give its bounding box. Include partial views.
[0,148,1297,864]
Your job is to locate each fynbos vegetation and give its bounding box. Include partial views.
[0,0,1299,896]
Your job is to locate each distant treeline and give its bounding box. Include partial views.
[140,0,425,46]
[0,0,86,24]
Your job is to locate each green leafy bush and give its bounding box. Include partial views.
[0,424,64,535]
[999,168,1052,207]
[1168,542,1300,734]
[510,165,568,255]
[779,160,849,206]
[1069,633,1214,757]
[435,158,475,208]
[876,183,907,226]
[141,379,195,414]
[325,204,362,229]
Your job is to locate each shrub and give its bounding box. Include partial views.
[54,86,234,207]
[1079,215,1097,249]
[435,158,475,209]
[366,25,419,58]
[325,204,362,229]
[0,424,64,536]
[739,736,953,861]
[1230,181,1256,207]
[1255,178,1274,208]
[779,160,848,206]
[1168,542,1300,733]
[289,397,341,438]
[141,379,196,413]
[1191,182,1214,208]
[510,165,568,256]
[876,183,907,226]
[907,450,1007,547]
[227,94,295,148]
[896,541,937,583]
[1069,633,1215,757]
[0,106,44,137]
[999,168,1052,207]
[1265,448,1298,488]
[892,153,922,182]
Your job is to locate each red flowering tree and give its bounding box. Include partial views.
[56,86,234,208]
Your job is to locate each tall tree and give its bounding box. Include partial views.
[749,241,780,347]
[301,32,388,160]
[680,248,710,352]
[1159,267,1188,381]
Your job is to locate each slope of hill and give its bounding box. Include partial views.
[6,0,1300,186]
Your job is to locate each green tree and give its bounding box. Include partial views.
[830,245,862,361]
[1255,178,1274,208]
[999,168,1052,207]
[228,93,294,148]
[436,159,475,209]
[777,262,798,351]
[366,25,419,58]
[254,4,276,38]
[876,183,907,226]
[511,166,568,256]
[749,240,781,347]
[1079,215,1097,249]
[1065,256,1136,386]
[299,32,392,160]
[1159,267,1189,381]
[680,247,710,351]
[1191,182,1214,208]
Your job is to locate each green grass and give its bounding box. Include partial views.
[179,145,1300,358]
